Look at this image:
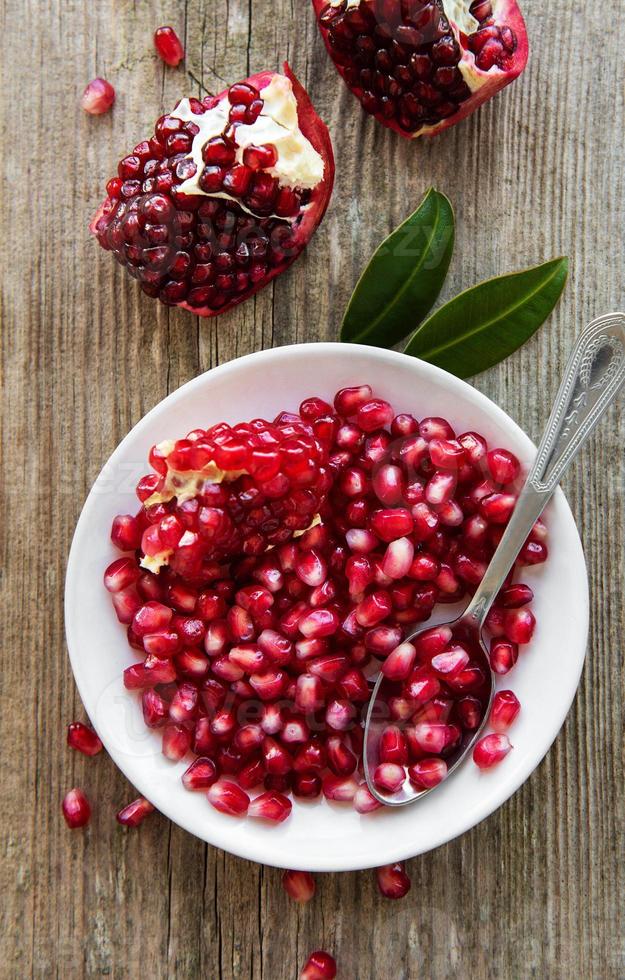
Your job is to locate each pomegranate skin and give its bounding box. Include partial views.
[90,64,334,318]
[312,0,529,139]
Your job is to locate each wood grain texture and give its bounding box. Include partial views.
[1,1,623,977]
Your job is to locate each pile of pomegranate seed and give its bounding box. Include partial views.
[104,384,543,823]
[314,0,524,136]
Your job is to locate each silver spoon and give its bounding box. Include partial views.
[364,312,625,807]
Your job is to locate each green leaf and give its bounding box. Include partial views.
[404,257,569,378]
[340,188,455,348]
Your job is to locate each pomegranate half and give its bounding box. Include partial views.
[91,65,334,315]
[312,0,528,137]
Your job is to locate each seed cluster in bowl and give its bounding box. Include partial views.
[103,384,546,822]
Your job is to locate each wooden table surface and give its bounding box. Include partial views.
[2,1,624,977]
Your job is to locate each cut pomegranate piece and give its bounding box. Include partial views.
[116,797,155,826]
[67,722,103,757]
[376,862,411,899]
[81,78,115,115]
[300,950,337,980]
[62,788,91,828]
[282,869,316,902]
[313,0,528,138]
[91,65,334,316]
[154,26,185,66]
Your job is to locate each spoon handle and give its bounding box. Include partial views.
[462,312,625,630]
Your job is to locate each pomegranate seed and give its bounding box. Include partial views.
[456,696,483,730]
[296,549,328,587]
[489,638,519,674]
[133,601,172,637]
[62,788,91,828]
[458,431,487,464]
[382,537,414,579]
[104,557,140,593]
[282,869,316,903]
[325,699,356,731]
[487,448,520,484]
[490,690,521,731]
[326,735,357,775]
[116,797,155,827]
[81,78,115,115]
[334,384,372,416]
[373,762,405,793]
[142,689,169,727]
[379,726,409,765]
[300,950,337,980]
[162,723,191,761]
[376,862,411,899]
[382,641,417,681]
[67,722,103,757]
[353,782,383,813]
[504,607,536,644]
[431,646,470,678]
[429,438,466,469]
[261,703,284,735]
[248,790,292,823]
[181,757,218,791]
[239,758,266,790]
[293,772,322,798]
[322,773,359,802]
[154,26,185,66]
[413,625,453,658]
[519,540,548,565]
[420,417,454,442]
[298,608,339,638]
[473,733,512,769]
[112,587,142,624]
[410,722,450,754]
[207,780,250,816]
[408,758,448,790]
[481,492,517,524]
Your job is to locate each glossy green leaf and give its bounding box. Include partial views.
[404,258,569,378]
[340,188,454,348]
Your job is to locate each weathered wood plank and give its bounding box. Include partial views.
[1,0,623,977]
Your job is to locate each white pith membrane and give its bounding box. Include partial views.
[170,74,325,220]
[140,439,320,572]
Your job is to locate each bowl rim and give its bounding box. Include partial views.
[65,342,589,871]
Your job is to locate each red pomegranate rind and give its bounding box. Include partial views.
[90,64,334,317]
[312,0,528,138]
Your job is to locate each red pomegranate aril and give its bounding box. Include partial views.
[356,398,393,432]
[248,790,292,823]
[239,758,266,790]
[473,733,512,769]
[379,726,409,765]
[334,384,372,416]
[112,587,142,624]
[490,690,521,731]
[229,643,268,673]
[261,702,284,735]
[111,514,142,551]
[325,699,356,732]
[67,722,103,757]
[354,591,392,628]
[293,771,321,797]
[376,862,411,900]
[429,438,466,469]
[322,773,359,802]
[372,464,405,505]
[499,583,534,608]
[300,950,337,980]
[354,782,383,814]
[204,620,229,655]
[408,758,448,790]
[370,508,413,542]
[298,608,339,638]
[104,557,140,593]
[208,780,250,816]
[410,722,450,755]
[325,735,357,777]
[142,689,169,727]
[62,788,91,828]
[283,869,316,903]
[132,601,172,637]
[456,695,483,730]
[431,646,470,679]
[504,607,536,644]
[382,537,414,579]
[487,448,520,484]
[81,77,115,115]
[162,722,191,761]
[425,471,457,506]
[519,540,548,565]
[294,740,326,773]
[373,763,405,794]
[116,797,155,827]
[262,736,293,775]
[381,641,416,681]
[168,682,198,722]
[481,492,517,524]
[154,26,185,66]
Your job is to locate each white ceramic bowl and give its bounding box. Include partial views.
[65,344,588,871]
